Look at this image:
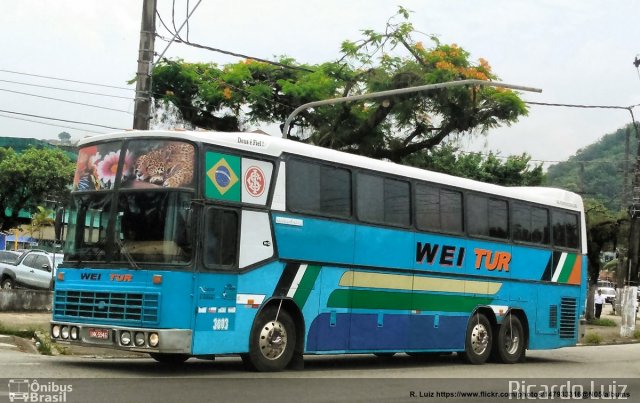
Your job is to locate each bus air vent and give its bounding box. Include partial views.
[559,297,577,339]
[548,305,558,328]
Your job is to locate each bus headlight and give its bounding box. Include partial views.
[120,331,131,346]
[52,325,60,338]
[70,327,79,340]
[60,326,69,339]
[148,333,159,347]
[134,332,146,347]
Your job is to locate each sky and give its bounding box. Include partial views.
[1,0,640,166]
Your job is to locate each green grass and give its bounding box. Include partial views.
[34,330,53,355]
[0,321,38,338]
[0,321,67,355]
[587,318,616,327]
[634,329,640,339]
[584,333,603,344]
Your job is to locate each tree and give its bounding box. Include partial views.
[152,7,527,163]
[0,147,74,231]
[584,199,625,319]
[403,144,544,185]
[31,205,55,241]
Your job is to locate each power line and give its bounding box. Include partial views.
[456,148,635,165]
[0,68,134,91]
[0,113,107,134]
[0,109,127,130]
[0,78,133,100]
[0,88,132,114]
[524,100,631,111]
[155,34,315,72]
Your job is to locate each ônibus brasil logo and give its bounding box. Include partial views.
[244,166,265,197]
[8,379,73,402]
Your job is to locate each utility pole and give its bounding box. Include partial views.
[579,162,585,195]
[628,154,640,287]
[622,127,630,203]
[133,0,157,130]
[618,58,640,331]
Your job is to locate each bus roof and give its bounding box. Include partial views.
[79,130,584,212]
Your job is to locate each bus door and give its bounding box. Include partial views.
[192,206,240,354]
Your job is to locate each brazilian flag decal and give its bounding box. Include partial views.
[205,152,241,201]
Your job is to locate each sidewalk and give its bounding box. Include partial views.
[582,308,639,345]
[0,311,145,358]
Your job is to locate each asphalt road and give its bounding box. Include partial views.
[0,344,639,402]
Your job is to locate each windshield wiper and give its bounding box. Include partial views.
[115,238,140,270]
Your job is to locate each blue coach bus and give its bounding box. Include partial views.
[51,130,587,371]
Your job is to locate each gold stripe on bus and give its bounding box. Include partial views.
[338,271,501,295]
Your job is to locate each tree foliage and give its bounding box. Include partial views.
[546,124,636,211]
[31,205,55,241]
[0,147,74,231]
[404,144,543,185]
[583,199,627,319]
[152,7,528,164]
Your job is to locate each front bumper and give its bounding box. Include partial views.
[50,321,192,354]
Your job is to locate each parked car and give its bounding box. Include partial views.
[0,250,63,290]
[597,280,614,289]
[597,287,617,304]
[0,250,21,264]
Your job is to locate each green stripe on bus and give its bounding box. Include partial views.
[558,253,576,283]
[327,289,493,312]
[293,265,322,308]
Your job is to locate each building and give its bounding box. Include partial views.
[0,134,76,251]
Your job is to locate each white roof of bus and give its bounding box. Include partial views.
[79,130,584,212]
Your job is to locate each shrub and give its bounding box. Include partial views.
[0,322,37,338]
[584,333,602,344]
[587,318,616,327]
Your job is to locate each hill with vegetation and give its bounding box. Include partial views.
[545,124,637,212]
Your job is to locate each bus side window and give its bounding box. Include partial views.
[468,194,508,239]
[552,210,579,250]
[357,173,410,227]
[204,208,239,268]
[416,184,463,234]
[512,203,550,245]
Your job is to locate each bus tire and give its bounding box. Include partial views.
[245,307,295,372]
[149,353,190,365]
[461,313,492,365]
[494,314,525,364]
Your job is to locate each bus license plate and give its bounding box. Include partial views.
[88,328,110,340]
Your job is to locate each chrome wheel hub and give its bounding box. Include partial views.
[470,323,489,355]
[259,320,287,360]
[504,326,520,355]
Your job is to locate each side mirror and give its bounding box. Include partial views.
[42,264,51,273]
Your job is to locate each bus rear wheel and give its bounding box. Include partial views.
[149,353,190,365]
[243,307,295,372]
[461,313,492,365]
[494,314,525,364]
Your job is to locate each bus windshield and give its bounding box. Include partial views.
[65,190,193,265]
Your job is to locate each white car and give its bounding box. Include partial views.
[0,250,63,290]
[597,287,616,304]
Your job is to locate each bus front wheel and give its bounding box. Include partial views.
[494,314,525,364]
[243,307,295,372]
[461,313,492,365]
